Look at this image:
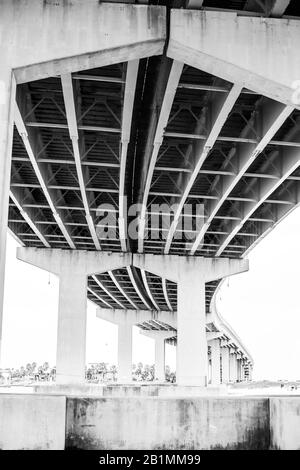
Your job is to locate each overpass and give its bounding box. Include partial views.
[1,0,300,387]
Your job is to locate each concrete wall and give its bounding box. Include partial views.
[33,383,224,397]
[2,393,300,449]
[0,394,66,450]
[270,398,300,450]
[65,397,269,450]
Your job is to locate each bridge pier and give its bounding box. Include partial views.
[17,248,131,384]
[133,254,248,386]
[140,330,176,382]
[221,347,230,384]
[118,322,133,384]
[16,248,248,386]
[56,268,87,384]
[210,339,221,386]
[229,351,238,383]
[0,68,16,365]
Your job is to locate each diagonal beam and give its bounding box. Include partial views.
[164,83,242,254]
[216,145,300,256]
[243,181,300,258]
[119,60,139,251]
[138,60,184,253]
[244,0,291,16]
[141,269,160,311]
[126,266,153,310]
[108,270,138,310]
[61,73,101,250]
[9,191,50,248]
[190,101,293,254]
[162,278,173,312]
[268,0,291,17]
[87,286,113,309]
[14,104,76,249]
[186,0,204,8]
[91,274,125,309]
[25,121,120,134]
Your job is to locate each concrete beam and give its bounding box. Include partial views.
[132,253,249,283]
[207,332,223,341]
[140,330,176,340]
[61,73,101,250]
[0,2,166,83]
[16,247,131,276]
[168,9,300,106]
[268,0,291,17]
[14,102,75,249]
[119,60,139,251]
[138,60,184,253]
[96,307,177,328]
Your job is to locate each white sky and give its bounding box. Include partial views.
[2,206,300,380]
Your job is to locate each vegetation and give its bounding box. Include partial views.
[0,362,176,384]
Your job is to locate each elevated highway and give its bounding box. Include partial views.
[1,0,300,386]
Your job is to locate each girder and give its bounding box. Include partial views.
[6,1,300,330]
[61,73,101,250]
[164,84,242,253]
[119,60,139,251]
[190,101,293,254]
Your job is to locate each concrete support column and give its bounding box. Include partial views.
[56,271,87,384]
[210,339,221,386]
[230,353,238,383]
[177,274,207,386]
[155,336,165,382]
[118,322,133,383]
[221,347,230,384]
[240,361,245,382]
[17,248,132,384]
[248,364,253,381]
[133,254,248,387]
[237,358,242,382]
[138,330,176,383]
[0,68,16,365]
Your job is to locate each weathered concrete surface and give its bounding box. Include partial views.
[65,397,269,450]
[270,397,300,450]
[168,10,300,106]
[1,393,300,449]
[0,394,66,450]
[0,1,166,83]
[33,383,224,397]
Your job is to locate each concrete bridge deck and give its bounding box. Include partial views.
[1,0,300,389]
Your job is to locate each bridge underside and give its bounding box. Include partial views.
[1,0,300,385]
